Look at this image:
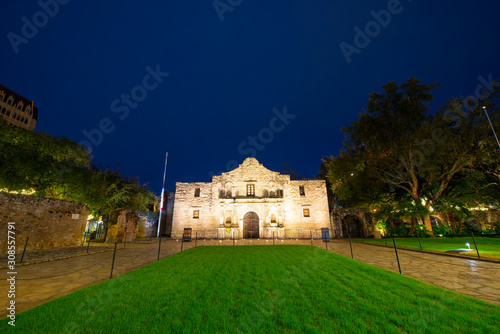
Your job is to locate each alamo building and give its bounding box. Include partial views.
[170,157,330,239]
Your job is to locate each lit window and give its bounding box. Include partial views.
[194,187,200,197]
[247,184,255,196]
[193,210,199,219]
[299,186,305,196]
[303,209,310,217]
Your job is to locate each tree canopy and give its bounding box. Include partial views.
[321,77,500,231]
[0,118,154,216]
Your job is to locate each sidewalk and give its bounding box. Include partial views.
[1,239,183,318]
[330,239,500,305]
[1,238,500,319]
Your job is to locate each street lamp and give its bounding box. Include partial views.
[482,106,500,153]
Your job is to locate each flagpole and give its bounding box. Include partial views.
[157,152,169,238]
[483,106,500,153]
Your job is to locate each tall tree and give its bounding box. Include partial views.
[328,78,500,230]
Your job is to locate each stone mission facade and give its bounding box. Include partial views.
[171,158,330,239]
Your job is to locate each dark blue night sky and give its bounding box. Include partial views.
[1,1,500,194]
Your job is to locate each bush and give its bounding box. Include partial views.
[433,225,452,237]
[414,224,431,238]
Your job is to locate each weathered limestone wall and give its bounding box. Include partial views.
[171,158,330,239]
[105,209,159,243]
[0,193,89,253]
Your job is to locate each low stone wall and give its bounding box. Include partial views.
[105,209,159,243]
[0,193,89,253]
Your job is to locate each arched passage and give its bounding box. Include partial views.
[342,215,364,238]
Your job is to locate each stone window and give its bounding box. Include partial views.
[193,210,199,219]
[269,190,275,197]
[6,109,10,116]
[12,112,16,119]
[270,214,277,225]
[7,98,13,105]
[299,186,305,196]
[277,189,283,197]
[24,118,28,124]
[225,217,232,226]
[194,187,200,197]
[303,209,310,217]
[247,184,255,196]
[1,107,5,114]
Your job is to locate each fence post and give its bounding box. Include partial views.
[393,238,402,274]
[195,232,198,247]
[181,237,184,252]
[110,242,118,279]
[310,230,313,245]
[86,234,91,253]
[471,232,480,259]
[273,231,275,245]
[20,237,29,264]
[157,235,162,261]
[416,231,422,251]
[123,227,127,248]
[347,226,353,259]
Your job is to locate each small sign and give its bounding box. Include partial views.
[71,214,79,220]
[183,228,192,242]
[226,228,231,234]
[321,228,330,242]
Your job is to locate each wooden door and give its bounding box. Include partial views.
[243,212,259,239]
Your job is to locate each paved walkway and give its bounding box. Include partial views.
[1,238,500,319]
[330,240,500,305]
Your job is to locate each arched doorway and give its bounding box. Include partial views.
[342,215,364,238]
[243,212,259,239]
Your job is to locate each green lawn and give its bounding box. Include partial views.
[2,245,500,333]
[354,237,500,259]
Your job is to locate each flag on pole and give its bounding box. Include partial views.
[157,152,169,238]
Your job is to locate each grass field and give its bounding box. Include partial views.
[353,237,500,260]
[2,245,500,333]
